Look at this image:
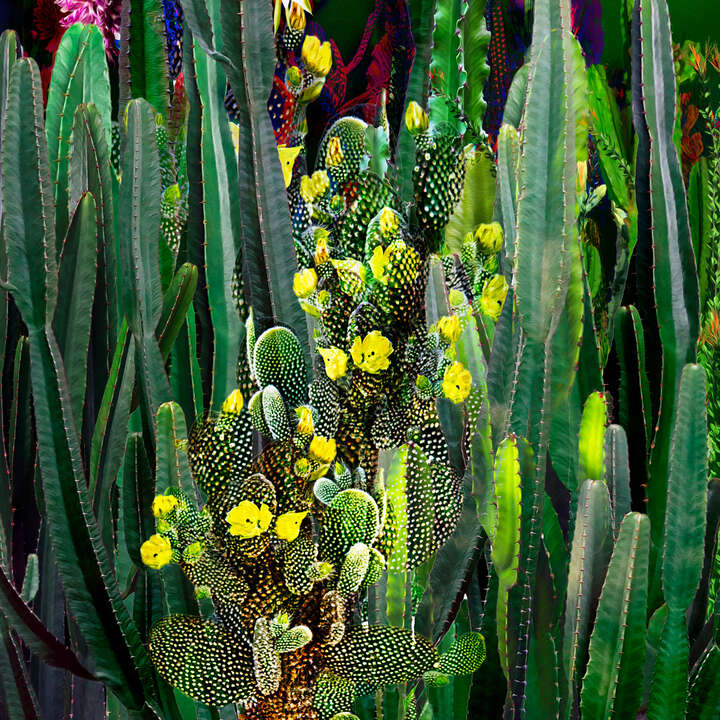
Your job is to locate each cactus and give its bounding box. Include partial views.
[2,0,720,718]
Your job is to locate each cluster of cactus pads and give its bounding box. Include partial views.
[140,13,495,718]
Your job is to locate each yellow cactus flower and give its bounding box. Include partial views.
[473,222,504,255]
[151,494,179,519]
[480,275,509,321]
[331,258,367,295]
[442,362,472,404]
[318,347,349,380]
[369,245,391,284]
[302,35,332,77]
[275,510,309,541]
[314,230,330,265]
[295,406,315,435]
[222,389,244,414]
[287,1,306,30]
[325,136,344,168]
[404,100,429,135]
[437,314,462,345]
[379,207,400,237]
[226,501,273,538]
[309,436,337,464]
[278,144,301,187]
[293,268,318,298]
[350,331,393,374]
[141,534,173,569]
[300,170,330,203]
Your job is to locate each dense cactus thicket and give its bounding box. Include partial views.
[1,0,720,719]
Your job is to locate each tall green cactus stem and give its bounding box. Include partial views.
[581,513,649,720]
[2,57,158,715]
[635,0,701,548]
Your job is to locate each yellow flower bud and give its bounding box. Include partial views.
[152,494,179,518]
[287,1,306,30]
[275,510,309,541]
[293,268,318,298]
[222,389,244,414]
[379,206,400,237]
[442,361,472,404]
[309,436,337,464]
[295,406,315,435]
[318,347,349,380]
[369,245,390,284]
[141,534,173,569]
[404,100,429,135]
[286,65,302,89]
[325,137,344,168]
[437,314,462,345]
[473,222,504,255]
[302,35,332,77]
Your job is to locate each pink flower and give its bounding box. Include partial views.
[55,0,122,58]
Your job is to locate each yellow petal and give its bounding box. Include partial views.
[140,534,173,569]
[278,144,301,187]
[275,510,309,541]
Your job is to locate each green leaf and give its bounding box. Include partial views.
[581,513,649,720]
[0,618,42,719]
[637,0,700,548]
[662,363,708,612]
[53,192,97,424]
[45,24,110,241]
[2,58,57,331]
[562,479,614,718]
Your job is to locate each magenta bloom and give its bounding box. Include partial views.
[55,0,122,57]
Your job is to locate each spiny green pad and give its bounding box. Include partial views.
[254,326,308,408]
[314,477,341,505]
[276,625,313,653]
[437,632,486,675]
[320,489,380,563]
[313,671,356,719]
[262,385,291,440]
[326,625,438,685]
[337,543,370,595]
[253,617,282,695]
[281,529,317,594]
[149,616,255,705]
[187,411,254,501]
